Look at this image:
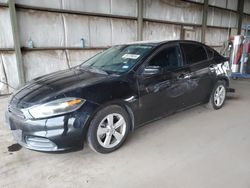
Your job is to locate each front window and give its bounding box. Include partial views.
[80,44,153,74]
[149,46,182,71]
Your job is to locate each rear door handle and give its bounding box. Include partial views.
[209,64,216,72]
[178,73,192,79]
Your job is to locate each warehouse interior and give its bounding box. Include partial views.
[1,0,250,187]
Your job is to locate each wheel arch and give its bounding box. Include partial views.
[82,100,135,141]
[216,75,230,87]
[205,76,229,104]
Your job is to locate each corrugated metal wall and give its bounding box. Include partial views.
[0,0,249,94]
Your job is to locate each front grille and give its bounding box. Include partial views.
[8,105,25,119]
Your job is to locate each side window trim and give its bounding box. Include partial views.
[180,42,188,66]
[173,44,184,71]
[205,45,215,60]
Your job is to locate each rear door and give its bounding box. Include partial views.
[180,42,214,107]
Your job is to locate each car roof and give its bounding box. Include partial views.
[121,40,205,47]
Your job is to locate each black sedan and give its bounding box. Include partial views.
[5,40,230,153]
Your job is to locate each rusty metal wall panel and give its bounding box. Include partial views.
[110,0,137,17]
[63,14,90,47]
[0,52,19,92]
[89,17,112,46]
[22,49,102,81]
[89,17,137,46]
[143,21,181,41]
[0,8,14,48]
[209,0,227,8]
[183,26,202,41]
[64,15,137,47]
[221,11,238,28]
[62,0,110,14]
[14,0,138,17]
[0,53,8,94]
[15,0,62,9]
[17,9,65,47]
[207,8,237,28]
[205,28,228,46]
[227,0,238,11]
[111,19,137,45]
[207,8,222,27]
[17,10,137,48]
[67,49,103,67]
[22,50,69,81]
[244,0,250,14]
[243,15,250,27]
[144,0,202,25]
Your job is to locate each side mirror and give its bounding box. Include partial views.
[142,66,161,76]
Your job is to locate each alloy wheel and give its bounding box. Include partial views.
[96,113,126,149]
[214,85,226,107]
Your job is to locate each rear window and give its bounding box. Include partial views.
[213,50,226,62]
[181,43,207,64]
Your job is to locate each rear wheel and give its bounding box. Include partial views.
[87,105,130,153]
[207,80,226,110]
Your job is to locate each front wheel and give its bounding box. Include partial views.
[207,80,226,110]
[87,105,130,153]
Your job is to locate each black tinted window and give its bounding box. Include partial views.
[149,46,182,70]
[181,43,207,64]
[213,49,225,62]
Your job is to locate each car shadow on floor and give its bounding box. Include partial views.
[226,95,240,100]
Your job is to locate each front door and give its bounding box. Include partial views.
[136,44,191,124]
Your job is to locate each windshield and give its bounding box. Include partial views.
[80,44,153,73]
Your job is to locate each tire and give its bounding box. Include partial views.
[207,80,227,110]
[87,105,130,154]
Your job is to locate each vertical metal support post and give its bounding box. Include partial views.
[237,0,244,35]
[201,0,208,43]
[8,0,25,87]
[137,0,143,41]
[180,25,184,40]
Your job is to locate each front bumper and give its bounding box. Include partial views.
[5,101,99,152]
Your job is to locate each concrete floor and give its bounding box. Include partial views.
[0,80,250,188]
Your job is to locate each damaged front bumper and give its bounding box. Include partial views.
[5,101,98,152]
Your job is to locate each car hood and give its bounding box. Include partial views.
[10,68,111,108]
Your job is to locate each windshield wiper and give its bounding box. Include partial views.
[78,66,108,75]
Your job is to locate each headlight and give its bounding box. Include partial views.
[28,97,85,119]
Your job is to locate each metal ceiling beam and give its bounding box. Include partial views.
[201,0,208,43]
[21,47,109,51]
[16,4,137,21]
[8,0,25,87]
